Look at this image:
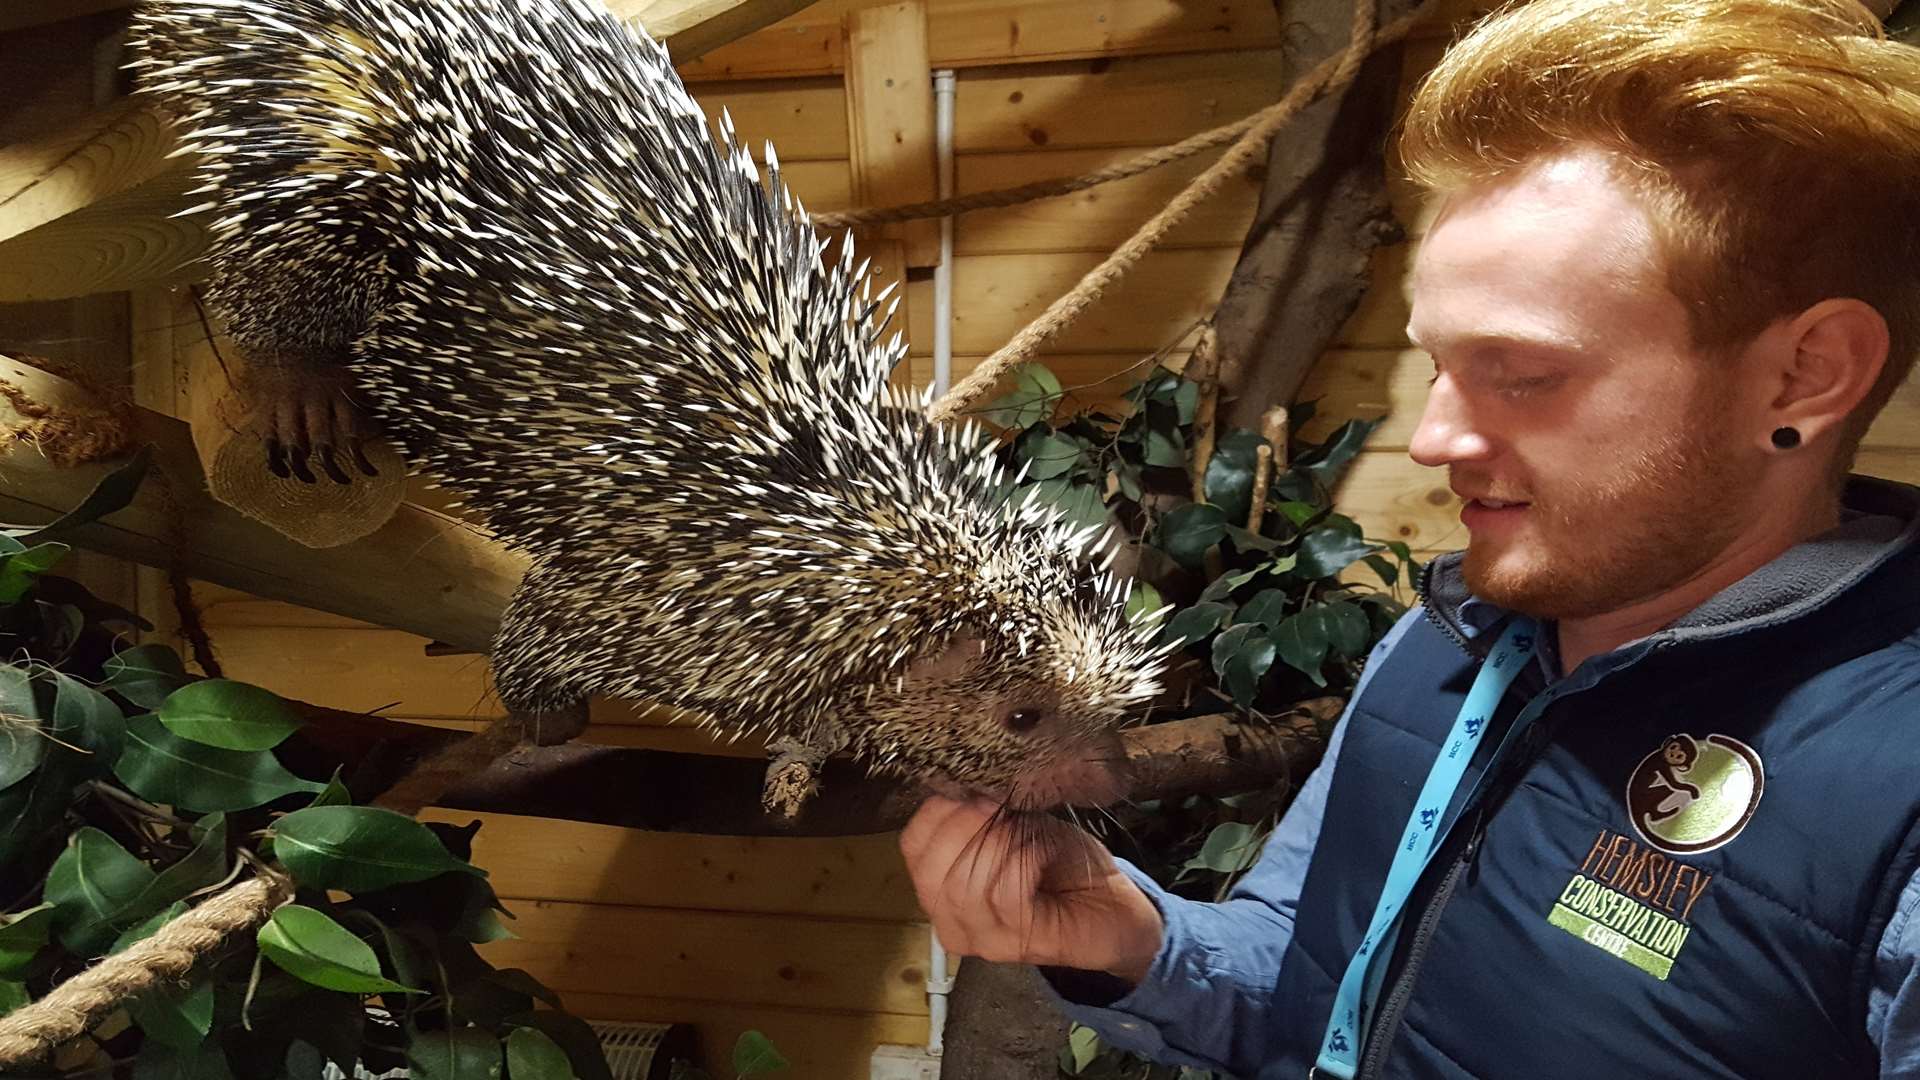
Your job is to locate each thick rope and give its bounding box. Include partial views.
[0,875,292,1068]
[926,0,1413,423]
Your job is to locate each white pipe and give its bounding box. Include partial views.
[927,67,959,1060]
[931,69,957,399]
[927,933,954,1057]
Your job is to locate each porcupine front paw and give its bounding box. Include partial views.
[232,364,380,484]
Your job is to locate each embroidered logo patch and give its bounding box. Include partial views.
[1624,733,1765,855]
[1542,733,1763,980]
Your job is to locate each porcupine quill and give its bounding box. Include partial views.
[127,0,1172,809]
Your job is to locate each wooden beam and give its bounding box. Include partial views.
[842,1,939,267]
[610,0,823,62]
[0,353,524,653]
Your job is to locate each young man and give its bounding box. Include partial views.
[899,0,1920,1075]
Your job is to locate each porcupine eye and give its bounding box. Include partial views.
[1004,708,1044,734]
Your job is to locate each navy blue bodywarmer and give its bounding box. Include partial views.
[1266,485,1920,1078]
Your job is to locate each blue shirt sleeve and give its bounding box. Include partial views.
[1043,609,1423,1075]
[1870,865,1920,1077]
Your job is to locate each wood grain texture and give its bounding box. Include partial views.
[560,990,928,1079]
[420,809,922,920]
[953,148,1261,254]
[843,1,940,265]
[478,899,932,1015]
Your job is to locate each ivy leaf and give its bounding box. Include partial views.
[1273,612,1332,688]
[129,813,229,918]
[258,905,421,995]
[1211,624,1277,707]
[114,713,326,813]
[1016,431,1084,482]
[1183,821,1264,874]
[45,826,160,956]
[0,542,69,604]
[1203,428,1266,524]
[1157,503,1227,570]
[158,680,303,751]
[1141,425,1185,468]
[1124,581,1164,625]
[0,665,48,793]
[50,671,126,769]
[407,1025,503,1080]
[1235,589,1290,629]
[1159,602,1232,648]
[13,446,152,545]
[732,1030,789,1076]
[1294,526,1379,581]
[980,364,1061,429]
[112,901,215,1050]
[0,904,55,978]
[1320,601,1373,660]
[273,805,484,893]
[507,1027,577,1080]
[103,645,191,710]
[131,1037,236,1080]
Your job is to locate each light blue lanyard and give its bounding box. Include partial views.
[1313,617,1539,1079]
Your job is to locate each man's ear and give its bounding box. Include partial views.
[1768,298,1890,447]
[902,633,986,687]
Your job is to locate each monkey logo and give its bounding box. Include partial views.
[1625,733,1765,854]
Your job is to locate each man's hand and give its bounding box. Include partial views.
[899,797,1166,984]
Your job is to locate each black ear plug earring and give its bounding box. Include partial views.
[1771,427,1802,450]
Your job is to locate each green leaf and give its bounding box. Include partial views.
[1210,625,1276,707]
[1112,462,1144,502]
[504,1012,614,1080]
[104,645,191,710]
[113,713,325,812]
[0,542,69,603]
[130,813,229,918]
[1142,425,1186,468]
[507,1027,577,1080]
[0,665,48,793]
[1296,418,1379,487]
[1183,821,1264,875]
[1199,567,1259,603]
[1235,589,1290,629]
[1016,431,1084,482]
[131,1036,236,1080]
[1159,602,1231,647]
[14,446,152,546]
[732,1030,789,1076]
[1202,429,1266,524]
[45,826,161,956]
[114,902,215,1051]
[1157,503,1228,570]
[158,680,303,751]
[1068,1024,1102,1073]
[1124,580,1164,625]
[1363,554,1399,588]
[0,979,26,1016]
[50,670,126,767]
[258,905,421,994]
[273,805,483,893]
[980,364,1061,429]
[1273,612,1331,688]
[0,904,54,978]
[408,1025,504,1080]
[1024,478,1108,533]
[1294,526,1379,581]
[1321,601,1372,660]
[1221,524,1280,553]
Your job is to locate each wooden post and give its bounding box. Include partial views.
[843,1,940,268]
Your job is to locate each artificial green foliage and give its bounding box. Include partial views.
[0,482,617,1080]
[981,362,1418,1080]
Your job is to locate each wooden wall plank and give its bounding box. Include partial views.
[953,148,1260,254]
[562,990,928,1080]
[952,50,1286,153]
[691,78,850,160]
[478,900,931,1016]
[422,810,921,921]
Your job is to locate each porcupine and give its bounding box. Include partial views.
[126,0,1171,809]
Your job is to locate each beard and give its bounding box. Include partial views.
[1458,390,1760,621]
